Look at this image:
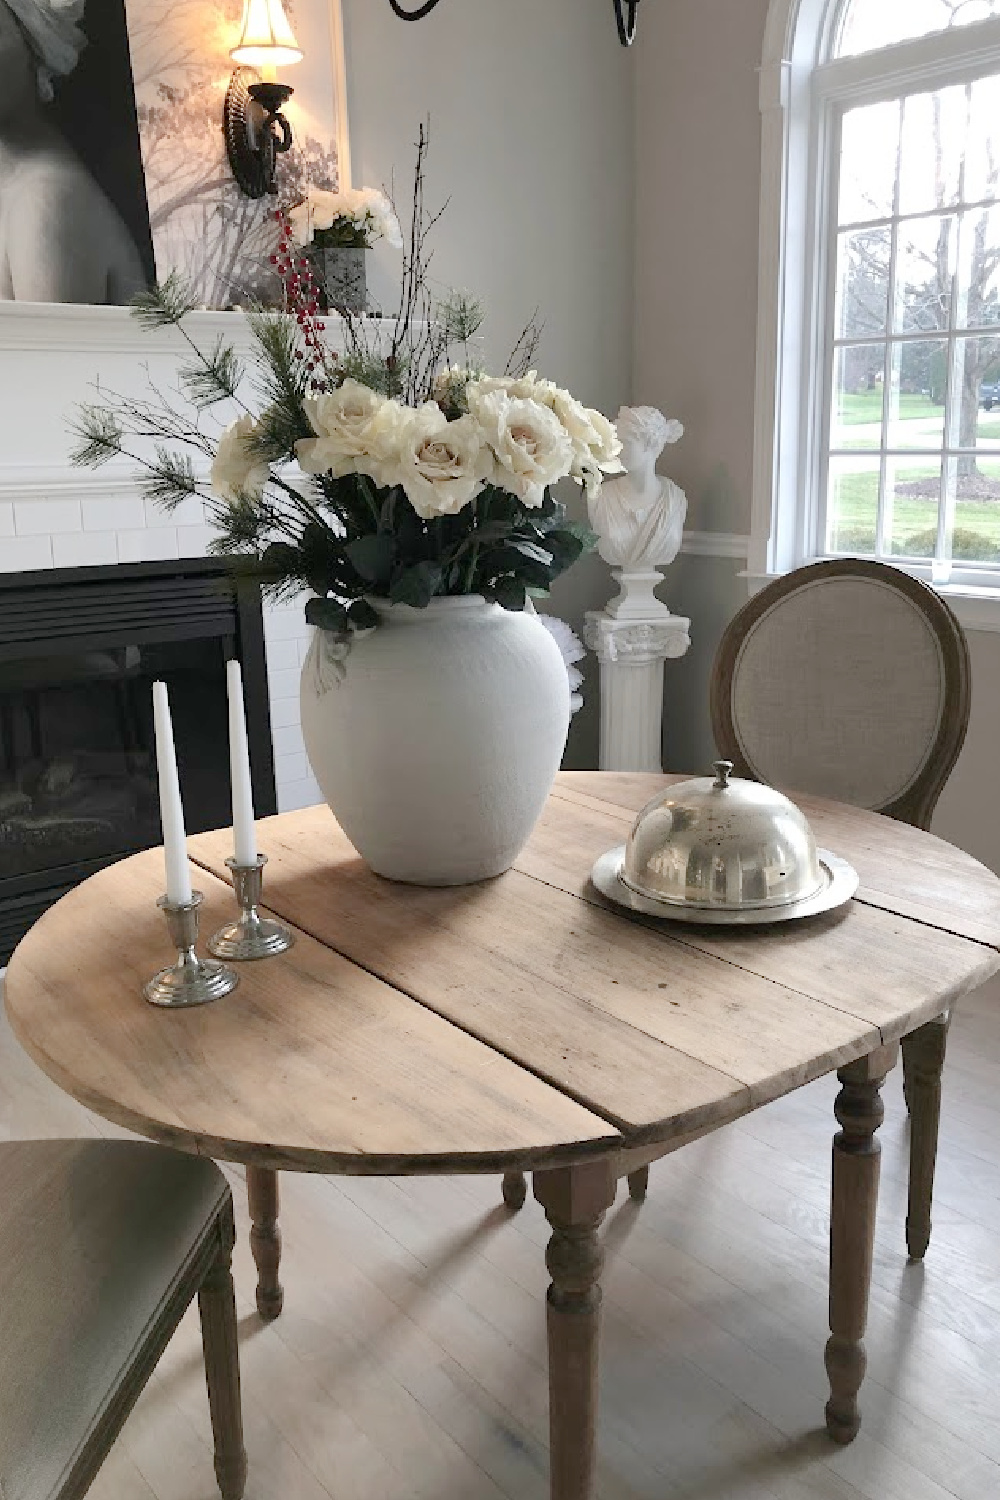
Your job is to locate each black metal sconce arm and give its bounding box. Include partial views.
[224,68,296,200]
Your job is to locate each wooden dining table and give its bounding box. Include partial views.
[6,771,1000,1500]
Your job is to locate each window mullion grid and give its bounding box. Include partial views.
[937,89,973,582]
[877,103,905,561]
[816,103,845,560]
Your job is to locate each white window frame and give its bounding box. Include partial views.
[754,0,1000,627]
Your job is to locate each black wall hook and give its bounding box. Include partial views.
[387,0,640,46]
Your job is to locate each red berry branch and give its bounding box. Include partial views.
[270,209,338,393]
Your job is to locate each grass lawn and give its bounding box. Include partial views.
[829,466,1000,556]
[838,391,941,425]
[829,393,1000,555]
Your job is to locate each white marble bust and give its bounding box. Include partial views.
[587,405,688,619]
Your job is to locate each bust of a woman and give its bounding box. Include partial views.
[587,405,687,619]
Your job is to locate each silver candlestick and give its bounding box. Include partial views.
[144,892,240,1007]
[208,854,294,961]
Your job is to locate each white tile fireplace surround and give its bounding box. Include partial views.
[0,303,321,815]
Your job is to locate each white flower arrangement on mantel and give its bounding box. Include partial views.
[288,186,405,251]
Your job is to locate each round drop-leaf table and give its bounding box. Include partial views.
[7,773,1000,1500]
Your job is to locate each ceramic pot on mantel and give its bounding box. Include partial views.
[299,596,571,886]
[310,245,367,314]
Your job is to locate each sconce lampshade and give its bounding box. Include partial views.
[230,0,303,68]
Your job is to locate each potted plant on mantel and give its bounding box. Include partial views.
[288,184,404,315]
[72,130,622,887]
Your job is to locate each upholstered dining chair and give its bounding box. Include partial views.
[692,557,968,1259]
[0,1138,247,1500]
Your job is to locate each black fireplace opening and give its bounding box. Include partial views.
[0,559,276,965]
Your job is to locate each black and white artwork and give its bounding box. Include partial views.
[0,0,345,307]
[0,0,154,303]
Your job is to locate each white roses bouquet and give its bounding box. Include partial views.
[288,186,404,251]
[72,130,621,636]
[203,358,621,628]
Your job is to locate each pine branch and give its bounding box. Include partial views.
[179,336,245,408]
[246,311,310,456]
[131,271,200,329]
[141,448,200,508]
[70,406,125,467]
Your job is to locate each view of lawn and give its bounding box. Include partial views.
[828,392,1000,557]
[838,391,942,425]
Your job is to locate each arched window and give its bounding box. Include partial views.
[755,0,1000,614]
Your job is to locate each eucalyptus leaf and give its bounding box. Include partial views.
[305,596,349,633]
[346,532,397,584]
[348,599,381,630]
[487,576,527,611]
[509,539,554,566]
[541,528,586,572]
[389,561,442,607]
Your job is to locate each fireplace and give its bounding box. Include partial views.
[0,559,276,965]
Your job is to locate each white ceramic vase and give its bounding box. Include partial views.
[299,596,571,885]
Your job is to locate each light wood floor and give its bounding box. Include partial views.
[4,976,1000,1500]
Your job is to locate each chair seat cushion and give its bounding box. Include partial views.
[0,1139,228,1500]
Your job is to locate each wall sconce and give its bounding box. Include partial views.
[224,0,303,199]
[388,0,642,46]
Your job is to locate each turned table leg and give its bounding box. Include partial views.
[502,1170,527,1210]
[901,1016,950,1261]
[533,1161,615,1500]
[199,1201,248,1500]
[627,1165,649,1201]
[826,1043,897,1445]
[247,1165,283,1320]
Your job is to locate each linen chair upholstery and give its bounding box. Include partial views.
[709,560,969,827]
[0,1138,246,1500]
[707,558,971,1259]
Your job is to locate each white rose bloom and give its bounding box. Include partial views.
[468,372,558,408]
[571,449,605,500]
[584,407,624,469]
[382,405,489,519]
[211,415,270,502]
[360,188,404,250]
[288,188,342,246]
[474,391,575,508]
[296,380,390,478]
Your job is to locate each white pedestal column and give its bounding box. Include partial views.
[583,613,691,773]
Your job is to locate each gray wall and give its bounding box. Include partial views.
[340,0,636,766]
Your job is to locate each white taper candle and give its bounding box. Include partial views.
[226,659,258,867]
[152,679,193,905]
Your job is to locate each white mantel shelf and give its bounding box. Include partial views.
[0,300,268,354]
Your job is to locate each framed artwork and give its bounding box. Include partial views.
[0,0,349,307]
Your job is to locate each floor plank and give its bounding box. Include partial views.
[3,973,1000,1499]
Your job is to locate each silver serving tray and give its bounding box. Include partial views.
[590,845,859,927]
